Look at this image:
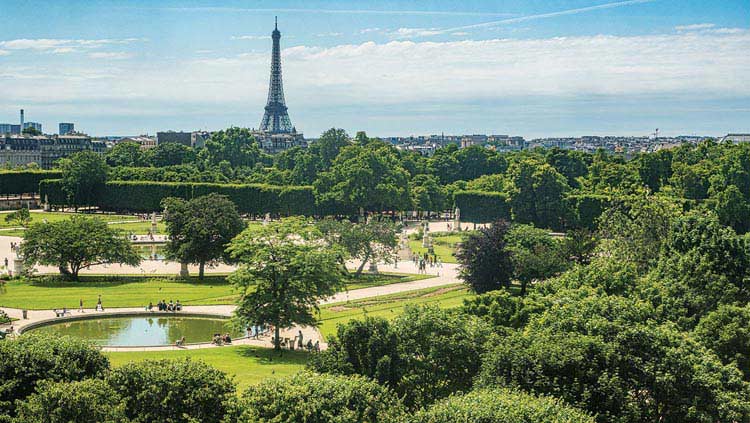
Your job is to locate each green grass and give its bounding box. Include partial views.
[106,346,308,392]
[109,221,167,234]
[317,284,472,339]
[408,233,464,264]
[0,273,431,310]
[0,211,136,228]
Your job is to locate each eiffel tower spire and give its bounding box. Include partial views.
[259,17,294,134]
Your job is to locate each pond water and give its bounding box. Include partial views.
[134,244,167,260]
[29,315,240,346]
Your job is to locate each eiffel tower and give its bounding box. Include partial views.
[259,17,294,134]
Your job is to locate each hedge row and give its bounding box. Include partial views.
[0,170,62,195]
[39,180,317,215]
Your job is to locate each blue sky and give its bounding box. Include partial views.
[0,0,748,138]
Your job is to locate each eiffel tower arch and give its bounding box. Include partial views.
[259,17,294,134]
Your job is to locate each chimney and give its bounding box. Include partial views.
[20,109,24,128]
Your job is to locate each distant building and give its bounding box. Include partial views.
[156,131,192,147]
[23,122,42,133]
[118,135,157,150]
[191,131,210,149]
[0,124,21,135]
[59,123,75,135]
[460,134,487,148]
[254,131,306,154]
[721,133,750,143]
[0,134,107,169]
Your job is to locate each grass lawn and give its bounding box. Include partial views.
[106,346,308,392]
[317,284,472,339]
[408,232,464,264]
[0,211,136,228]
[0,273,433,310]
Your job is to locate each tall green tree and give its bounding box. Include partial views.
[506,224,568,296]
[144,142,196,167]
[410,174,447,214]
[106,141,144,167]
[506,159,570,229]
[203,127,262,168]
[162,193,245,279]
[314,142,411,213]
[58,151,108,208]
[20,216,140,280]
[228,217,346,350]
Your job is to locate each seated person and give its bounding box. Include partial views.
[167,300,174,311]
[147,302,154,311]
[175,336,185,347]
[306,339,313,352]
[222,333,232,344]
[175,300,182,311]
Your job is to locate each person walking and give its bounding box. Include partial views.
[79,298,84,313]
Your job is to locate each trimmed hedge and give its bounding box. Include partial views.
[454,190,511,223]
[39,180,317,215]
[0,171,62,195]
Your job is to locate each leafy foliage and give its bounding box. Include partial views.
[58,150,108,208]
[162,193,245,279]
[233,371,406,423]
[455,220,513,294]
[228,217,346,349]
[15,379,128,423]
[20,216,141,279]
[108,358,235,423]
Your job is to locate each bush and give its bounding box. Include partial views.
[0,334,109,418]
[412,388,595,423]
[14,379,128,423]
[0,171,61,195]
[107,358,235,423]
[233,371,406,423]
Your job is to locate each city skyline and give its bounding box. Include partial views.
[0,0,748,138]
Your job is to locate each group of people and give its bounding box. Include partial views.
[148,300,182,312]
[212,333,232,345]
[412,252,442,274]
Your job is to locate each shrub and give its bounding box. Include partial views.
[107,358,235,423]
[412,388,595,423]
[0,334,109,418]
[14,379,128,423]
[453,190,510,223]
[234,371,406,423]
[0,170,61,195]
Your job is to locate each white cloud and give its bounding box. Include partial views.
[0,50,9,56]
[0,38,143,55]
[359,28,381,34]
[88,52,132,60]
[316,32,343,37]
[451,32,469,36]
[391,28,442,38]
[1,30,748,114]
[675,23,715,31]
[231,35,268,40]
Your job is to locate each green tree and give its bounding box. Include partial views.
[228,217,346,350]
[455,220,514,294]
[0,334,110,419]
[308,128,351,169]
[4,207,31,228]
[465,173,506,192]
[506,224,568,296]
[546,147,590,188]
[108,358,235,423]
[410,174,447,214]
[314,142,411,213]
[233,372,406,423]
[412,388,595,423]
[58,151,108,208]
[145,142,196,167]
[106,141,144,167]
[597,193,679,274]
[162,193,245,279]
[203,127,262,168]
[317,218,398,276]
[695,305,750,380]
[15,379,128,423]
[20,216,140,280]
[308,317,402,387]
[560,228,598,265]
[713,184,750,234]
[506,159,570,229]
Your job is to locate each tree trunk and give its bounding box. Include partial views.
[355,251,371,277]
[274,325,281,351]
[520,280,528,297]
[199,261,205,280]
